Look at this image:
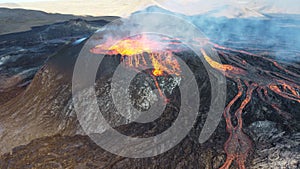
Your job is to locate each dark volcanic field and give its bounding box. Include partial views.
[0,17,117,104]
[0,36,299,169]
[0,8,300,169]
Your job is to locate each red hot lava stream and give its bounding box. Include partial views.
[91,34,182,102]
[201,42,300,169]
[90,34,300,169]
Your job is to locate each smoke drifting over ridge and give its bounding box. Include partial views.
[96,4,300,63]
[149,1,300,63]
[153,0,299,15]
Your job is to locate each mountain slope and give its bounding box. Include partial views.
[0,8,116,35]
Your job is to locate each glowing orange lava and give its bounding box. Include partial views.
[200,48,246,76]
[90,35,299,169]
[90,34,183,102]
[91,34,182,77]
[200,42,300,169]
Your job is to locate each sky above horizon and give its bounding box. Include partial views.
[0,0,47,2]
[0,0,299,16]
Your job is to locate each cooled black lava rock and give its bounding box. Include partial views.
[0,23,300,169]
[0,33,212,152]
[0,18,113,104]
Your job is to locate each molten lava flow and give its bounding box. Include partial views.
[220,80,256,169]
[91,34,182,101]
[200,48,246,76]
[91,34,300,168]
[200,42,300,169]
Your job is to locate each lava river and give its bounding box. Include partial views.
[90,34,300,169]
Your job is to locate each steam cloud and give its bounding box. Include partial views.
[95,2,300,63]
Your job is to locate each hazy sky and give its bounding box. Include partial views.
[0,0,49,2]
[153,0,300,14]
[0,0,299,16]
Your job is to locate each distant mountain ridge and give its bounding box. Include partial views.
[139,5,268,18]
[201,4,267,18]
[0,7,118,35]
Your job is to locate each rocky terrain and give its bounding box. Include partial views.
[0,16,118,104]
[0,8,117,35]
[0,7,299,169]
[0,38,299,169]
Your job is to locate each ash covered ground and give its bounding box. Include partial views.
[0,7,300,169]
